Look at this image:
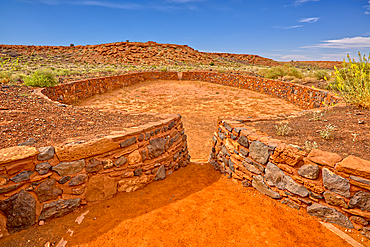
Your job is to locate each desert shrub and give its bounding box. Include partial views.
[24,69,58,87]
[287,66,303,79]
[329,53,370,108]
[0,71,11,84]
[210,61,215,66]
[257,65,303,79]
[257,66,286,79]
[314,70,330,80]
[160,67,167,72]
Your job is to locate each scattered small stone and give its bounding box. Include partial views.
[58,176,71,184]
[37,146,55,161]
[35,162,52,175]
[69,174,88,186]
[10,171,33,183]
[39,220,45,226]
[114,156,127,168]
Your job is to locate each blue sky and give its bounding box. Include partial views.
[1,0,370,61]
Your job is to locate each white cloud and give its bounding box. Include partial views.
[320,53,351,61]
[293,0,319,6]
[274,25,303,29]
[74,1,141,9]
[365,3,370,14]
[167,0,204,3]
[299,17,320,23]
[302,37,370,49]
[280,54,310,61]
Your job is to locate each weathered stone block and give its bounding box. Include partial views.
[237,136,249,148]
[118,175,153,192]
[39,198,81,221]
[120,137,137,148]
[0,190,36,234]
[271,144,304,167]
[69,174,88,186]
[85,176,117,202]
[307,149,342,168]
[285,175,309,197]
[349,191,370,211]
[37,146,55,161]
[265,162,285,190]
[307,203,353,228]
[128,150,142,165]
[35,179,62,203]
[10,171,33,183]
[252,175,280,199]
[249,141,269,165]
[155,165,166,181]
[85,158,103,173]
[323,191,349,209]
[147,138,167,159]
[0,146,38,165]
[322,168,350,198]
[52,159,85,176]
[35,162,51,175]
[336,155,370,179]
[298,164,320,180]
[115,156,127,168]
[56,138,119,161]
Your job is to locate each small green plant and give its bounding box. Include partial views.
[329,52,370,108]
[319,123,336,140]
[275,122,291,136]
[304,141,318,151]
[309,111,326,121]
[351,133,359,142]
[160,67,167,72]
[24,69,58,87]
[210,61,215,66]
[314,70,330,80]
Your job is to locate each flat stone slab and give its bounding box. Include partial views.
[55,138,119,162]
[0,146,39,165]
[336,155,370,179]
[308,149,342,168]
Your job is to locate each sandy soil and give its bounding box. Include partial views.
[1,163,364,247]
[77,80,302,161]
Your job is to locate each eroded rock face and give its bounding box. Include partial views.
[118,175,153,192]
[237,136,249,148]
[252,175,281,199]
[265,162,285,190]
[52,159,85,176]
[69,174,88,186]
[307,203,353,229]
[39,198,81,221]
[298,164,320,180]
[85,158,103,173]
[35,162,52,175]
[0,190,36,234]
[285,176,309,197]
[147,138,167,159]
[323,191,349,209]
[322,168,350,198]
[85,176,116,202]
[307,149,342,168]
[35,179,63,203]
[249,141,269,165]
[349,191,370,211]
[37,146,55,161]
[155,165,166,181]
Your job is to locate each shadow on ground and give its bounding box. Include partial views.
[0,163,221,247]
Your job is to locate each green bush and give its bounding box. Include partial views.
[329,53,370,108]
[257,65,303,80]
[314,70,330,80]
[24,69,58,87]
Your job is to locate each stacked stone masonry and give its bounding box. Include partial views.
[41,71,339,109]
[0,114,190,236]
[0,71,342,238]
[209,118,370,236]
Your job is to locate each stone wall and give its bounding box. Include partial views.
[41,71,179,104]
[41,71,339,110]
[209,118,370,235]
[182,71,340,109]
[0,114,189,237]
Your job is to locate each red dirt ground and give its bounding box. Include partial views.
[1,163,366,247]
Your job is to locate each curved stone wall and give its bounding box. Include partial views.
[0,71,344,238]
[0,113,189,236]
[209,118,370,232]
